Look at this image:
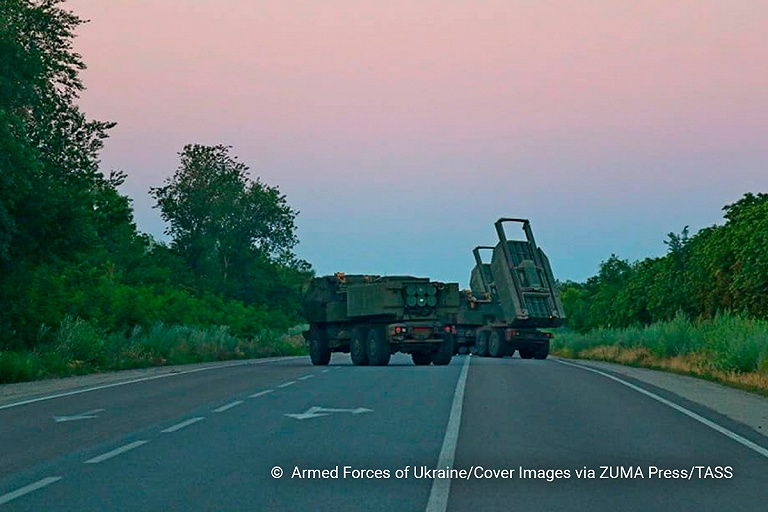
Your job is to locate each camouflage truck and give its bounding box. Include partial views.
[302,273,460,366]
[451,218,565,359]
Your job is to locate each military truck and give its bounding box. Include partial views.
[452,218,565,359]
[302,273,460,366]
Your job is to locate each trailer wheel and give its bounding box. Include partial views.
[519,348,534,359]
[308,327,331,366]
[474,330,489,357]
[411,352,432,365]
[533,341,550,360]
[488,330,505,358]
[431,333,453,365]
[367,327,390,366]
[350,327,369,366]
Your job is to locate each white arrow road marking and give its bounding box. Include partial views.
[53,408,105,423]
[285,406,373,420]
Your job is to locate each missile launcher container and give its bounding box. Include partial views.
[451,218,565,359]
[302,273,460,366]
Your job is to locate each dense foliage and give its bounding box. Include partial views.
[561,193,768,333]
[0,1,311,371]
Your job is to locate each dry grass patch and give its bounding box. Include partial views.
[562,344,768,397]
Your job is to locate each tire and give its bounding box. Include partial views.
[474,330,489,357]
[488,330,505,358]
[411,352,432,366]
[533,341,550,360]
[350,326,369,366]
[367,327,391,366]
[431,333,453,365]
[519,347,534,359]
[308,327,331,366]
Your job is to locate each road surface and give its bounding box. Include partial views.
[1,354,766,511]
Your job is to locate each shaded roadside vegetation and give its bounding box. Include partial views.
[554,193,768,393]
[0,319,308,384]
[0,1,311,383]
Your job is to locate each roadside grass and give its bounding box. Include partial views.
[0,317,308,384]
[552,312,768,397]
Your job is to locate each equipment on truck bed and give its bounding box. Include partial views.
[452,218,565,359]
[302,273,460,366]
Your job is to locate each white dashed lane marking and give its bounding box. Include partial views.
[85,440,149,464]
[0,477,62,505]
[213,400,244,413]
[161,417,205,433]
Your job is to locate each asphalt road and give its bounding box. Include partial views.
[1,354,767,511]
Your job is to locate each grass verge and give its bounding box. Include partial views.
[0,317,308,384]
[552,312,768,397]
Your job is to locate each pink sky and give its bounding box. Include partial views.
[65,0,768,284]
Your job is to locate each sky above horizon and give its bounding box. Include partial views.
[65,0,768,287]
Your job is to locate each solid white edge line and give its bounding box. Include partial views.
[277,381,296,388]
[213,400,244,413]
[84,440,149,464]
[0,356,301,410]
[0,476,62,505]
[554,359,768,459]
[249,389,274,398]
[161,417,205,433]
[425,355,471,512]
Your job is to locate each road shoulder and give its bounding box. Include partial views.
[557,357,768,440]
[0,357,301,407]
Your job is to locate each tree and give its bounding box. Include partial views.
[151,144,302,297]
[0,0,145,347]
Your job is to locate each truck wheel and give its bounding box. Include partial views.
[367,327,391,366]
[488,330,505,358]
[308,328,331,366]
[431,333,453,365]
[350,327,369,366]
[533,341,550,360]
[519,348,534,359]
[474,330,489,357]
[411,352,431,365]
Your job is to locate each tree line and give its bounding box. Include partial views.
[0,0,311,354]
[560,193,768,332]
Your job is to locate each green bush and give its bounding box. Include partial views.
[554,312,768,375]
